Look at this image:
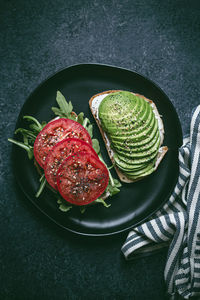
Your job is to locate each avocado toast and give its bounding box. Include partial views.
[89,90,168,183]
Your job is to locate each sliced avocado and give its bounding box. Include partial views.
[115,159,148,171]
[98,91,161,180]
[99,91,139,131]
[114,147,158,165]
[103,96,151,135]
[110,118,159,147]
[126,166,156,180]
[108,104,157,142]
[110,117,158,146]
[111,130,160,153]
[125,159,156,176]
[114,133,160,158]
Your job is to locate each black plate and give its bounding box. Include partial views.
[12,64,182,236]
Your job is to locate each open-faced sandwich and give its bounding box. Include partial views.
[89,90,168,183]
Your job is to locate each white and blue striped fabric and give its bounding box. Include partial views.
[121,105,200,299]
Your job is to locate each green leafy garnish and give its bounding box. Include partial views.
[15,128,37,140]
[8,116,44,160]
[92,139,100,155]
[86,124,93,138]
[94,198,111,208]
[77,112,84,124]
[8,138,34,159]
[80,206,86,214]
[107,184,121,196]
[51,91,75,120]
[57,198,72,212]
[98,154,117,188]
[23,115,44,132]
[35,174,47,198]
[82,117,93,138]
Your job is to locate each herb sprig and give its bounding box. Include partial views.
[8,91,121,212]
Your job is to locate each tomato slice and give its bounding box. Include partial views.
[34,118,92,168]
[57,151,109,206]
[44,138,98,190]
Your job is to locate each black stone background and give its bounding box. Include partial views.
[1,0,200,299]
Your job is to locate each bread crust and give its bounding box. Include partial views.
[89,90,168,183]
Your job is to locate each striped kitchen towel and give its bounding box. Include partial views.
[121,105,200,300]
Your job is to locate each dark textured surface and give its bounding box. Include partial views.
[1,0,200,299]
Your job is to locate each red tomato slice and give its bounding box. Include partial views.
[44,138,98,190]
[34,118,92,168]
[57,151,109,206]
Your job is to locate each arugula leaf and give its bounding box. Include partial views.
[82,117,89,128]
[52,91,76,120]
[15,128,37,141]
[8,138,34,159]
[8,115,44,160]
[23,116,43,132]
[57,91,72,114]
[57,198,72,212]
[98,154,116,187]
[92,139,100,154]
[35,174,47,198]
[107,184,121,196]
[108,165,114,170]
[80,206,86,214]
[51,107,62,116]
[94,198,111,208]
[113,179,122,188]
[29,122,47,133]
[77,112,84,124]
[87,124,93,138]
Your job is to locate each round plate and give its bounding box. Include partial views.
[12,64,182,236]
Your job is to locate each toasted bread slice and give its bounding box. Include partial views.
[89,90,168,183]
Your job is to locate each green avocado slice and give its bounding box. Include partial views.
[110,116,159,147]
[109,105,154,141]
[99,91,140,131]
[125,159,156,176]
[110,116,158,145]
[111,130,160,153]
[114,147,159,165]
[115,159,148,171]
[103,96,152,135]
[114,132,160,158]
[126,165,156,180]
[114,155,157,175]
